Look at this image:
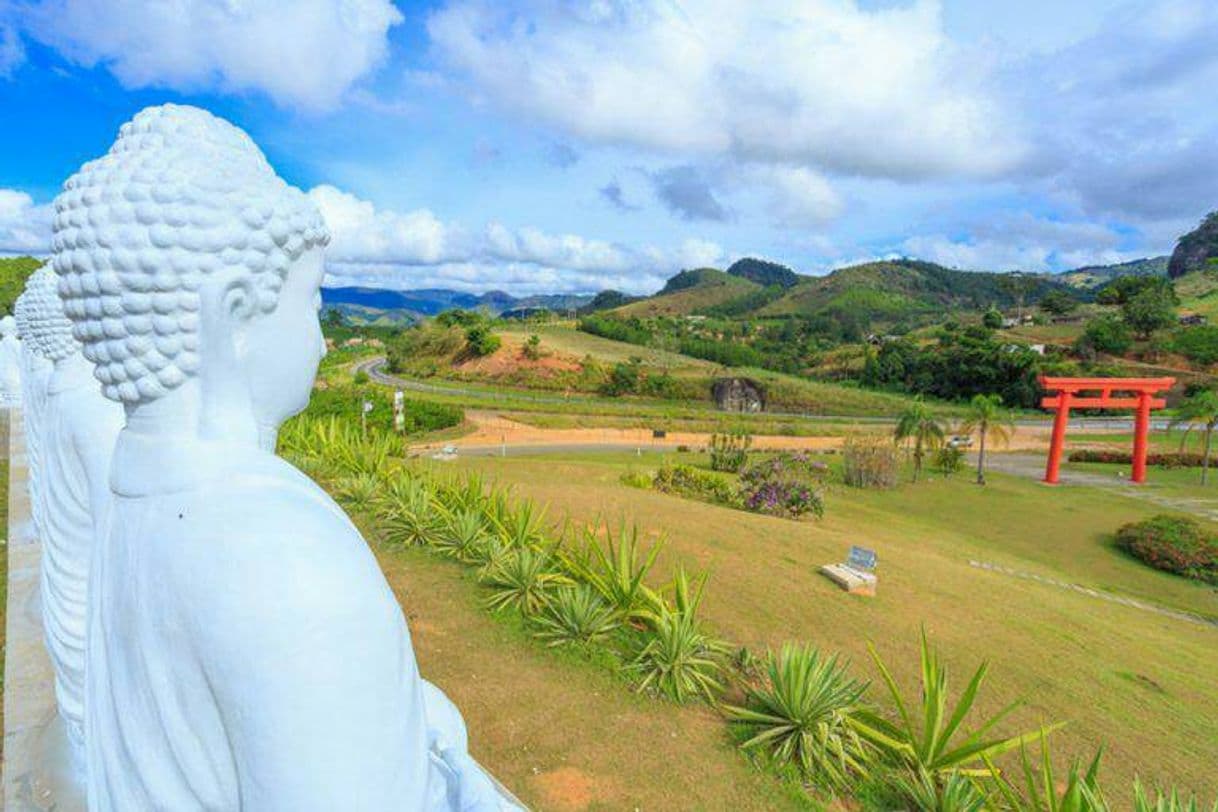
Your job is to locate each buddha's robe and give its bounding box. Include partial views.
[87,433,506,811]
[0,333,23,405]
[38,360,122,768]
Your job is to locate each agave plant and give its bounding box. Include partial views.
[433,507,493,563]
[725,643,871,791]
[376,475,441,547]
[895,769,990,812]
[1134,782,1218,812]
[333,473,382,512]
[566,520,664,623]
[480,545,569,615]
[437,472,490,514]
[281,415,397,478]
[987,740,1109,812]
[531,584,620,648]
[851,630,1056,786]
[489,498,549,552]
[628,568,728,704]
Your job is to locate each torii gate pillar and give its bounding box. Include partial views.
[1041,376,1174,485]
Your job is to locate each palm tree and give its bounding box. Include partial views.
[959,393,1014,485]
[894,397,945,482]
[1169,390,1218,485]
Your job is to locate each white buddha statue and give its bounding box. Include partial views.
[52,104,513,810]
[15,266,124,776]
[13,274,56,541]
[0,314,24,406]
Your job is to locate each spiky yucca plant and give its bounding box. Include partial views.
[725,643,870,791]
[480,546,569,615]
[1134,783,1218,812]
[987,740,1109,812]
[532,584,620,648]
[852,630,1055,789]
[489,498,548,552]
[896,769,990,812]
[333,473,382,512]
[434,507,493,563]
[628,568,728,704]
[566,520,663,623]
[377,476,441,547]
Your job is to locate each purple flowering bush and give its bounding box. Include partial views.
[737,453,826,519]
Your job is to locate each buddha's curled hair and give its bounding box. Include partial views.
[51,104,330,404]
[15,265,78,362]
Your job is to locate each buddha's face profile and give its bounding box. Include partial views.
[244,245,327,431]
[50,104,330,438]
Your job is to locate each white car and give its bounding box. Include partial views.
[947,435,974,448]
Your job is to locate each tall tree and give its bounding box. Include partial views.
[959,393,1014,485]
[1169,390,1218,485]
[894,397,945,482]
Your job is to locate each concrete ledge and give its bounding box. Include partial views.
[819,563,877,597]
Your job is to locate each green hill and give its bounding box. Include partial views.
[757,259,1071,324]
[0,255,42,316]
[612,269,759,317]
[725,257,801,288]
[1057,257,1169,289]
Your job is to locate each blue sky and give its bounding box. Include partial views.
[1,0,1216,295]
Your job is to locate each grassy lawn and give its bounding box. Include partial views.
[442,450,1218,799]
[362,521,813,811]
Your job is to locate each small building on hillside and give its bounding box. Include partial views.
[1180,313,1208,326]
[712,377,766,413]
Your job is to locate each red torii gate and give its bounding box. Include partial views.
[1041,376,1175,485]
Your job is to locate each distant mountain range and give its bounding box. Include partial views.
[320,286,593,324]
[321,254,1175,326]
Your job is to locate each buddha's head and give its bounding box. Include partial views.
[0,315,15,339]
[14,266,78,363]
[51,104,330,442]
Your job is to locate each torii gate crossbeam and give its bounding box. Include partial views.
[1040,376,1175,485]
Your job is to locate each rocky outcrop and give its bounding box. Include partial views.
[1169,212,1218,278]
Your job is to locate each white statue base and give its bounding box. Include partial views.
[1,409,87,811]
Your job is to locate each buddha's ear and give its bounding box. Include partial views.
[197,268,259,362]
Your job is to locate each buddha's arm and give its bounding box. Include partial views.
[208,522,436,810]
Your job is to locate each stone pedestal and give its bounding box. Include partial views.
[2,409,86,811]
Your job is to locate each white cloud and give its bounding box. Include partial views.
[736,165,843,229]
[0,23,24,77]
[0,189,52,254]
[20,0,403,110]
[901,215,1147,272]
[308,184,462,264]
[427,0,1021,180]
[314,185,720,294]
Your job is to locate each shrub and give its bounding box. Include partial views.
[532,584,620,648]
[842,435,898,489]
[982,307,1004,329]
[1114,515,1218,584]
[737,453,826,519]
[710,431,752,472]
[1076,316,1134,357]
[653,464,740,508]
[1172,325,1218,366]
[464,324,501,357]
[934,445,965,475]
[725,644,871,791]
[619,470,654,489]
[1069,450,1207,468]
[522,333,542,360]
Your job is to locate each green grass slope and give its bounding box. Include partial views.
[612,269,759,318]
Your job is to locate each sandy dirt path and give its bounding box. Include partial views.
[411,409,1064,453]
